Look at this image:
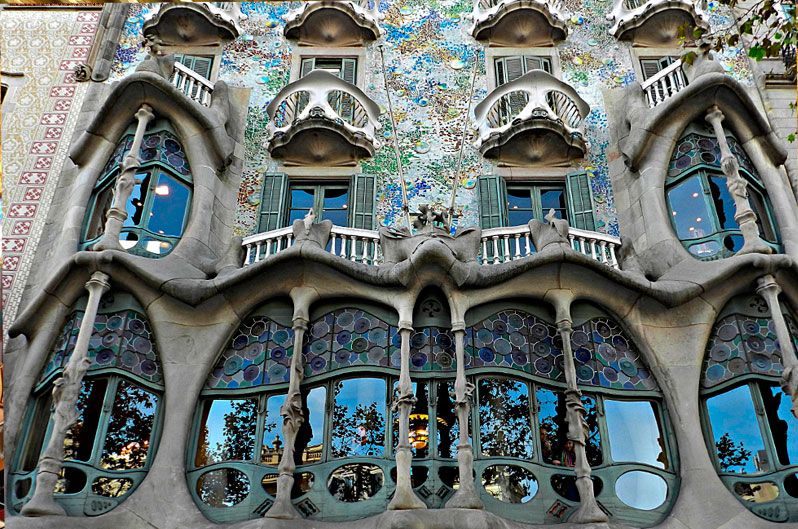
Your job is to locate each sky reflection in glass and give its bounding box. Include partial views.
[605,400,667,469]
[706,385,765,473]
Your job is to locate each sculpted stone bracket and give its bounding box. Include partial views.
[142,2,245,47]
[283,1,382,46]
[468,0,569,46]
[606,0,709,46]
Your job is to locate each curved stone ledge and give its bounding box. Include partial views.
[283,1,382,46]
[470,0,569,46]
[478,117,588,165]
[267,117,376,165]
[142,2,244,46]
[606,0,708,47]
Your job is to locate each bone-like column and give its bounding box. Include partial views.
[704,105,772,255]
[21,271,111,517]
[444,323,483,509]
[92,104,155,252]
[388,321,427,510]
[266,317,308,519]
[756,275,798,419]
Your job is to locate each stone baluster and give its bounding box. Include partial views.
[445,322,483,509]
[92,105,155,252]
[267,288,318,518]
[756,275,798,418]
[705,106,772,255]
[21,272,111,516]
[547,290,607,523]
[388,321,427,509]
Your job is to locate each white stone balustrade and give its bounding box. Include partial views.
[640,60,688,107]
[283,0,382,29]
[606,0,707,40]
[266,69,381,149]
[473,69,590,151]
[170,62,215,107]
[469,0,568,35]
[242,223,620,269]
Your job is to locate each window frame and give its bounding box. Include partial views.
[505,182,569,226]
[286,182,350,227]
[484,47,561,93]
[289,47,367,87]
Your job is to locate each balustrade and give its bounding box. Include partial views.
[170,62,215,107]
[640,60,688,107]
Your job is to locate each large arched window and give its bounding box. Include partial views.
[11,292,164,517]
[465,304,677,527]
[81,120,193,258]
[665,123,780,260]
[700,293,798,523]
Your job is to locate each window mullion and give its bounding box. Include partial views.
[140,168,160,232]
[699,171,722,233]
[593,393,609,467]
[749,382,780,472]
[91,377,119,467]
[531,187,543,221]
[253,393,268,465]
[323,380,333,463]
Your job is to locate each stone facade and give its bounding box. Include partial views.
[2,2,797,529]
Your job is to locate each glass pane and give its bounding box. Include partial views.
[323,188,348,209]
[615,471,667,510]
[298,386,326,464]
[331,378,386,457]
[604,400,668,469]
[328,463,384,502]
[125,173,150,228]
[196,468,250,507]
[540,189,566,210]
[322,209,348,226]
[759,383,798,466]
[509,209,534,227]
[147,173,190,237]
[86,183,114,241]
[64,378,108,462]
[92,477,134,498]
[291,188,315,209]
[195,399,258,466]
[100,380,158,470]
[437,380,464,459]
[481,465,538,503]
[706,385,766,473]
[667,176,713,239]
[261,393,286,466]
[478,378,533,458]
[537,387,601,466]
[733,480,780,502]
[507,188,532,210]
[748,188,777,243]
[709,176,738,231]
[392,382,429,458]
[20,392,52,471]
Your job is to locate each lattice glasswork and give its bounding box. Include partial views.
[303,309,393,376]
[668,131,755,178]
[41,309,163,386]
[407,327,460,371]
[101,130,191,177]
[208,316,294,389]
[702,311,798,388]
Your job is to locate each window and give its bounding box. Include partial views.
[666,124,780,260]
[493,56,552,123]
[287,183,348,226]
[299,57,358,121]
[640,57,677,81]
[506,184,567,226]
[11,294,163,517]
[82,123,192,257]
[700,293,798,522]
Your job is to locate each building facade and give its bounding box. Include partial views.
[1,1,797,528]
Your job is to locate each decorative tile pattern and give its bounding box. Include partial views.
[103,130,192,178]
[1,9,98,328]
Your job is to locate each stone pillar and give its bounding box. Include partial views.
[21,271,111,517]
[705,105,772,255]
[445,323,483,509]
[266,317,308,519]
[388,322,426,510]
[756,275,798,419]
[92,104,155,252]
[558,319,608,523]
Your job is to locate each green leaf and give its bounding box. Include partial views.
[682,51,698,65]
[788,133,796,143]
[748,45,767,60]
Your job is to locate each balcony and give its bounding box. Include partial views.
[142,2,246,47]
[473,70,590,166]
[266,70,381,166]
[170,62,214,107]
[469,0,569,46]
[606,0,708,46]
[283,1,382,46]
[640,59,688,107]
[241,223,620,269]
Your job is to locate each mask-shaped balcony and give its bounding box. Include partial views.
[606,0,708,47]
[142,2,246,47]
[469,0,569,47]
[266,70,382,166]
[283,1,382,46]
[473,70,590,166]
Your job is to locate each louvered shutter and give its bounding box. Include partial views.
[566,171,596,231]
[504,56,525,83]
[338,58,358,122]
[348,173,376,229]
[300,58,315,78]
[258,173,288,232]
[524,56,551,73]
[341,58,357,84]
[479,175,508,229]
[640,59,662,81]
[190,57,213,81]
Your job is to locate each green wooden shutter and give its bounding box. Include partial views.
[300,58,315,78]
[349,173,376,229]
[566,171,596,231]
[341,58,357,84]
[258,173,288,231]
[175,54,213,80]
[504,56,525,83]
[524,56,551,74]
[640,59,662,81]
[479,175,507,229]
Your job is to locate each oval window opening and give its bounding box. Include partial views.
[482,465,538,504]
[54,467,88,495]
[91,477,134,498]
[615,471,667,510]
[551,474,603,501]
[784,473,798,499]
[733,481,779,503]
[196,468,250,507]
[390,466,429,488]
[15,478,32,500]
[328,463,384,502]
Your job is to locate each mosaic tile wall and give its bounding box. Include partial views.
[108,1,754,241]
[1,9,100,325]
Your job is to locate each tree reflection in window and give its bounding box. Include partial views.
[296,386,326,464]
[478,378,533,459]
[331,378,386,458]
[100,380,158,470]
[260,394,286,466]
[64,379,108,462]
[706,385,766,473]
[537,387,601,466]
[195,399,258,466]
